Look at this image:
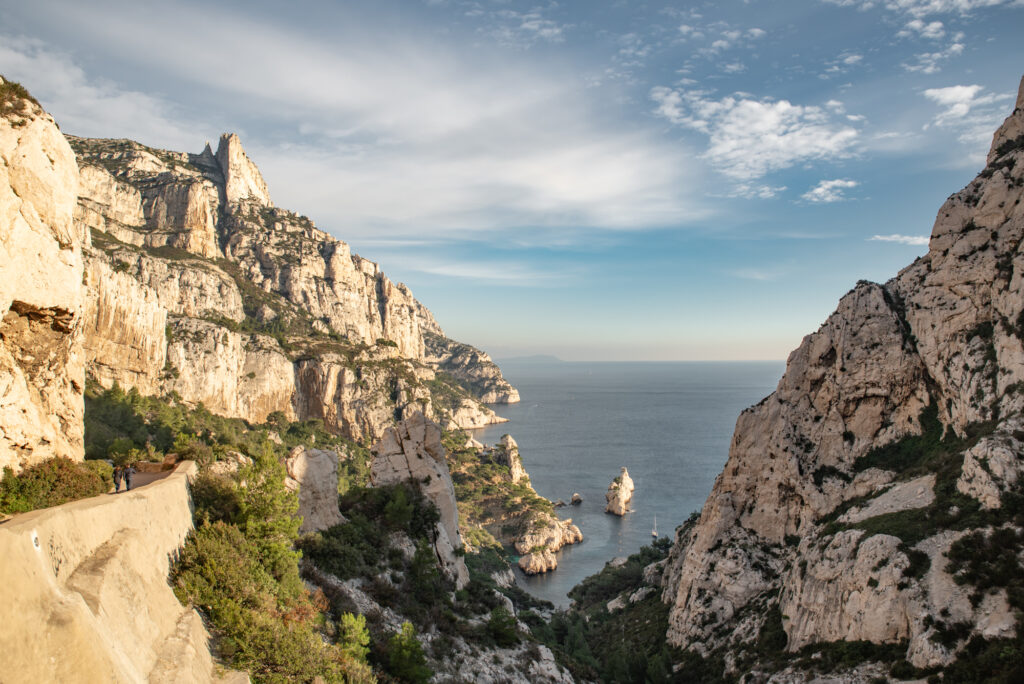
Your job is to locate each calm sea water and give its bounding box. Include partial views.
[471,359,785,608]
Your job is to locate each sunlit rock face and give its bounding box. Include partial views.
[662,76,1024,668]
[0,79,85,472]
[70,128,518,439]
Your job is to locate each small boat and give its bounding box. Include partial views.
[651,515,658,538]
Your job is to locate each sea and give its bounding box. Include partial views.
[470,358,786,608]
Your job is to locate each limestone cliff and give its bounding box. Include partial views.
[661,75,1024,674]
[69,131,518,441]
[370,412,470,588]
[0,77,85,473]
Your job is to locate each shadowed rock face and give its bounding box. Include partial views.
[370,412,470,589]
[662,75,1024,668]
[0,78,85,473]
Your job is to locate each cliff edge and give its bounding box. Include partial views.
[662,74,1024,675]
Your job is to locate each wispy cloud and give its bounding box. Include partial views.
[484,9,572,48]
[870,233,930,244]
[650,87,860,181]
[0,36,205,150]
[0,3,707,238]
[922,83,1014,149]
[901,34,964,73]
[802,179,859,202]
[824,0,1023,17]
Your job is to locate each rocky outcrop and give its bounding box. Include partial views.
[424,334,520,404]
[285,446,345,534]
[605,467,634,516]
[71,130,517,441]
[661,76,1024,670]
[215,133,271,207]
[494,434,526,483]
[0,461,242,683]
[69,135,223,260]
[0,79,85,473]
[370,413,469,588]
[516,516,584,575]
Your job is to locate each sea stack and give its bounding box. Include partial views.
[604,467,635,516]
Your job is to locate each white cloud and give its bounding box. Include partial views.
[870,234,930,244]
[0,36,204,150]
[487,9,571,47]
[0,6,709,237]
[802,178,859,202]
[898,19,946,38]
[722,62,747,74]
[902,38,964,73]
[824,0,1023,16]
[922,84,1014,147]
[746,28,767,38]
[726,183,788,199]
[650,87,860,180]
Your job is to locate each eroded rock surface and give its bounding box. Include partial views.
[285,446,345,534]
[662,75,1024,669]
[371,413,470,588]
[605,467,635,516]
[0,80,85,472]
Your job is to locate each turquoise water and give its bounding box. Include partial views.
[471,359,785,607]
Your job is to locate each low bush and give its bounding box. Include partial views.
[0,457,109,514]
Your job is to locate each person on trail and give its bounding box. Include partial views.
[124,464,136,491]
[113,465,124,493]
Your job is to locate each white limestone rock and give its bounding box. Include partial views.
[285,446,345,534]
[605,467,635,516]
[371,413,469,588]
[0,84,85,472]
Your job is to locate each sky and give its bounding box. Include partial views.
[1,0,1022,361]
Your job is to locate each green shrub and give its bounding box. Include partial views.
[486,607,519,648]
[1,457,109,514]
[385,622,432,684]
[173,522,359,683]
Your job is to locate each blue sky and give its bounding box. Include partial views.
[2,0,1022,360]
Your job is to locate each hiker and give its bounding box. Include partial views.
[113,465,123,493]
[124,463,136,491]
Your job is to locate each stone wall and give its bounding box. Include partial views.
[0,462,243,683]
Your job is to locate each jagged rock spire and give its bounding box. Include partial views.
[215,133,272,207]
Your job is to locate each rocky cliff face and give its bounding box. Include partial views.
[370,413,470,588]
[69,131,517,442]
[661,75,1024,672]
[0,78,86,473]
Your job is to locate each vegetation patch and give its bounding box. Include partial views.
[0,457,110,514]
[0,77,39,123]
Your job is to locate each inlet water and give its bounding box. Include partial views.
[471,359,785,607]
